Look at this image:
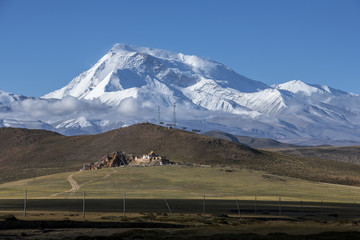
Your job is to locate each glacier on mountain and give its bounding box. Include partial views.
[2,44,360,146]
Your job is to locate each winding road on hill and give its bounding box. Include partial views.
[51,171,80,198]
[67,171,80,197]
[50,169,116,198]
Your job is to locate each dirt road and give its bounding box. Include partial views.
[50,171,80,198]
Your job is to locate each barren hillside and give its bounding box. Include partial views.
[1,123,360,186]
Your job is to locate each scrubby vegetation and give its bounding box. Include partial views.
[1,124,360,187]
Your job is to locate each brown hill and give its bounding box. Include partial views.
[272,146,360,164]
[1,123,360,186]
[203,130,303,149]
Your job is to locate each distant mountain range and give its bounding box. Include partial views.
[1,44,360,146]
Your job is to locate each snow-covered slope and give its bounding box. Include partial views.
[2,44,360,145]
[43,44,268,111]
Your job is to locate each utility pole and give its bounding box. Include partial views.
[254,195,257,215]
[236,198,241,219]
[203,194,206,216]
[24,189,27,217]
[123,192,126,217]
[279,197,281,216]
[157,106,161,124]
[83,191,86,219]
[165,199,172,215]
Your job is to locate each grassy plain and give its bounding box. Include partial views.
[1,166,360,203]
[3,166,360,239]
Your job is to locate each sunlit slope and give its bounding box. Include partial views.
[1,166,360,203]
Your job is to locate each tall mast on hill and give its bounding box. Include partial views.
[158,106,161,124]
[173,103,176,126]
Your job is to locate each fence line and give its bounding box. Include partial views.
[1,190,360,220]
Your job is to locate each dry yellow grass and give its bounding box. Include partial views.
[1,166,360,203]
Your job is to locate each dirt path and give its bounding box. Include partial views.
[67,171,80,197]
[49,169,116,198]
[103,168,116,179]
[50,171,81,198]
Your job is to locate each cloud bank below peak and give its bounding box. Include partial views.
[1,44,360,146]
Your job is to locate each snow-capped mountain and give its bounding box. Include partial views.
[43,44,269,113]
[2,44,360,146]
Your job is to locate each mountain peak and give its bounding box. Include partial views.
[111,43,178,60]
[43,43,268,103]
[110,43,227,73]
[273,80,326,96]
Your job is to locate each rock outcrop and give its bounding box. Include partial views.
[90,151,133,170]
[84,150,171,170]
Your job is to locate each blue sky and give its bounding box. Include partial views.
[0,0,359,97]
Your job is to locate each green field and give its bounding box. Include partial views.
[1,165,360,203]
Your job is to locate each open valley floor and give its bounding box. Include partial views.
[2,166,360,239]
